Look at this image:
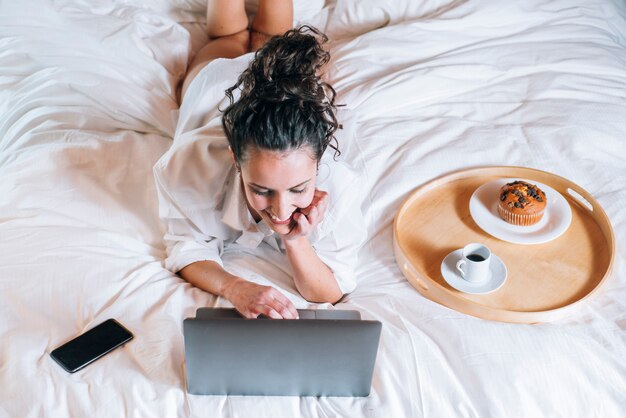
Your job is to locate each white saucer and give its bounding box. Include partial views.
[469,178,572,245]
[440,249,508,295]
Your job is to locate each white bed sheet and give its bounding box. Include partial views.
[1,0,625,417]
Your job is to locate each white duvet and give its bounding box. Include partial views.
[1,0,625,417]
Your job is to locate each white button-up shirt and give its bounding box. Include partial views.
[153,55,367,295]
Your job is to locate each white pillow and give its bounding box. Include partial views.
[116,0,325,23]
[326,0,461,38]
[115,0,204,22]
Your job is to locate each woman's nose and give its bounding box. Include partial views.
[272,195,294,220]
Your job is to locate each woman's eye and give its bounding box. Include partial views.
[291,188,306,194]
[252,189,271,196]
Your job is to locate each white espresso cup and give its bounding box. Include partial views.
[455,243,492,283]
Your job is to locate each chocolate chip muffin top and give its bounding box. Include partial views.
[498,180,547,214]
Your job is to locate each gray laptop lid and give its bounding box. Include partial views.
[183,308,382,397]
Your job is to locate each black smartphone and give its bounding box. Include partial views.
[50,319,134,373]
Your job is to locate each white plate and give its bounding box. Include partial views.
[469,178,572,245]
[440,250,507,295]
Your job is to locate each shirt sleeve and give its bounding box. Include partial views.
[153,162,226,273]
[314,211,367,295]
[152,132,234,274]
[162,218,225,273]
[311,161,368,295]
[152,56,254,274]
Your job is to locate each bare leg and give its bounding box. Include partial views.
[250,0,293,51]
[180,0,249,99]
[206,0,248,38]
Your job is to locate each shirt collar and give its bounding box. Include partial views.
[221,169,251,231]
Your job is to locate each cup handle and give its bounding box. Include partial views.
[456,260,466,277]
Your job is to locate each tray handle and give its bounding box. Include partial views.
[566,187,594,212]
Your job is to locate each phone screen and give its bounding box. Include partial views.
[50,319,134,373]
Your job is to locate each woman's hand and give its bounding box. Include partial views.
[283,189,329,241]
[223,278,299,319]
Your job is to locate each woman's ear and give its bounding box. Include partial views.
[228,146,240,172]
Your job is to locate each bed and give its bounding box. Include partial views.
[2,0,625,416]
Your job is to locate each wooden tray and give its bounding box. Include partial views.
[393,166,615,323]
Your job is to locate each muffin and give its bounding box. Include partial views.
[497,180,547,226]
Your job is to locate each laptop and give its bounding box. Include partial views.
[183,308,382,397]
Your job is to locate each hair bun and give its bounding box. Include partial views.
[223,25,341,164]
[239,26,331,103]
[253,74,324,104]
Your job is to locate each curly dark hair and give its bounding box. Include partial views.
[222,25,340,164]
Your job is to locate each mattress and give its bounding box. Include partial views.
[1,0,625,416]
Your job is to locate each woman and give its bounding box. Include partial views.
[154,0,366,319]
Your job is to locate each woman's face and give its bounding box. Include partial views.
[238,146,318,235]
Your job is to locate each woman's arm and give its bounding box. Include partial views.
[283,236,343,304]
[180,261,299,319]
[279,192,344,304]
[179,260,239,298]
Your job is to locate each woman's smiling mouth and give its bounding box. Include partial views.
[266,211,293,225]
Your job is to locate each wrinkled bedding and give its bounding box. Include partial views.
[1,0,625,417]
